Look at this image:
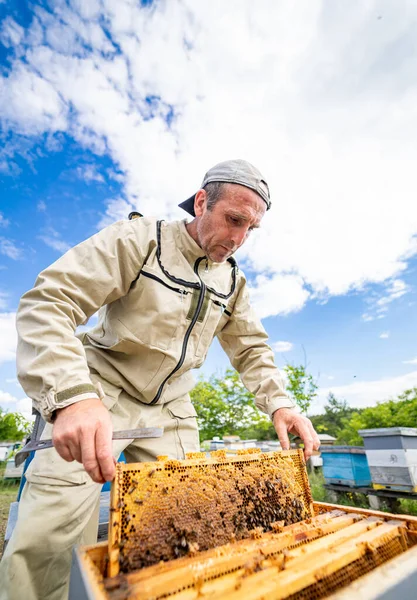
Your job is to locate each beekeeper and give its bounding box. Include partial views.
[0,159,320,600]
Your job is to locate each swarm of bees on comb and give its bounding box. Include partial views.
[108,449,312,577]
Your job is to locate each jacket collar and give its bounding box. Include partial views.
[157,220,238,299]
[176,219,206,263]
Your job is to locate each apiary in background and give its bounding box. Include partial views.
[70,449,417,600]
[360,428,417,492]
[321,446,372,487]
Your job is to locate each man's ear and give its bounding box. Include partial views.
[194,189,207,217]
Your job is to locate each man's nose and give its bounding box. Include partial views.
[231,227,250,247]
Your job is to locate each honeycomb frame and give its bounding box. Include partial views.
[108,449,313,577]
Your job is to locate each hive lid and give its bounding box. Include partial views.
[359,427,417,438]
[320,446,366,454]
[107,448,313,577]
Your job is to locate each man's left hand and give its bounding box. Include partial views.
[273,407,320,461]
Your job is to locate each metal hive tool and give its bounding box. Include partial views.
[108,449,313,578]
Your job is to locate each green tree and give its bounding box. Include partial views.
[337,388,417,445]
[283,364,318,414]
[191,369,276,442]
[310,392,354,439]
[0,409,31,441]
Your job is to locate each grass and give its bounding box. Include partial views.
[308,468,417,515]
[0,462,20,559]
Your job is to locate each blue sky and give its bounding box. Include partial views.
[1,0,417,419]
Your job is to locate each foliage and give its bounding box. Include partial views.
[308,469,328,502]
[283,364,318,414]
[337,388,417,445]
[0,409,31,442]
[309,387,417,446]
[191,369,276,442]
[308,468,417,515]
[310,392,355,441]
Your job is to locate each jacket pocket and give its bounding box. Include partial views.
[167,399,200,456]
[167,399,198,420]
[113,265,189,351]
[25,423,89,486]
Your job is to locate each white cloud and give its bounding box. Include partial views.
[37,200,47,212]
[0,17,24,48]
[379,331,390,339]
[314,370,417,413]
[249,273,310,319]
[76,163,105,184]
[0,159,21,176]
[38,228,71,253]
[0,390,33,421]
[271,341,294,353]
[0,237,22,260]
[0,213,9,227]
[1,1,417,317]
[98,197,134,229]
[363,279,409,321]
[403,357,417,365]
[0,292,8,310]
[0,62,67,135]
[0,312,17,363]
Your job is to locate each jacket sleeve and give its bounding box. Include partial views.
[16,218,151,422]
[217,274,295,418]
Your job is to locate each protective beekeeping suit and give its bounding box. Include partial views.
[0,160,319,600]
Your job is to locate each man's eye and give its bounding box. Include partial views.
[229,216,240,225]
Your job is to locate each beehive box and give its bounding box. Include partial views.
[70,450,417,600]
[360,428,417,492]
[321,446,372,487]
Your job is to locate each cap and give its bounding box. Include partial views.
[178,159,271,217]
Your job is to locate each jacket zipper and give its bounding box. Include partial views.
[141,270,189,297]
[213,299,232,317]
[156,220,237,299]
[150,257,206,404]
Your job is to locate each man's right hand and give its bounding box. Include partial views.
[52,398,115,484]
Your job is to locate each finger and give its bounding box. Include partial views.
[95,423,115,482]
[293,420,314,460]
[81,428,105,484]
[308,421,321,451]
[67,438,82,464]
[54,441,74,463]
[275,418,291,451]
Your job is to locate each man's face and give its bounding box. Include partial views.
[194,183,266,263]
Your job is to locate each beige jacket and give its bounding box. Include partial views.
[16,217,294,422]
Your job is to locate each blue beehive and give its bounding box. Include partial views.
[321,446,372,487]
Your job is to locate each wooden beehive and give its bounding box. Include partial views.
[321,446,372,487]
[360,428,417,492]
[71,450,417,600]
